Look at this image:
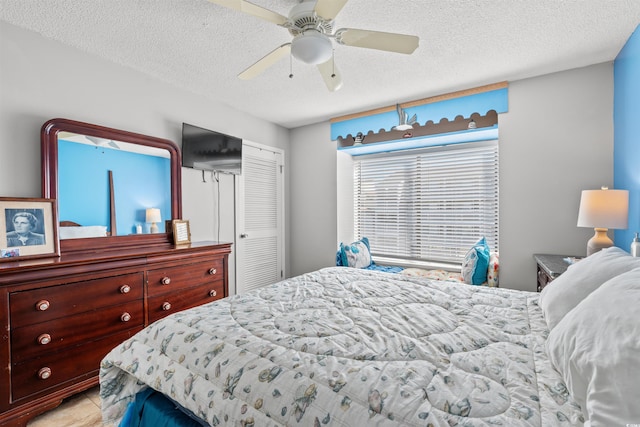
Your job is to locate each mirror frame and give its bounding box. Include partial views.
[41,118,182,255]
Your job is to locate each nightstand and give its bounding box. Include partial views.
[533,254,582,292]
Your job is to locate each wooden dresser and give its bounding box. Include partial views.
[0,241,231,426]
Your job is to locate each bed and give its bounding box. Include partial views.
[100,247,640,427]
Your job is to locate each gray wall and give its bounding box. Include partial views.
[0,22,291,292]
[499,62,614,290]
[289,122,337,277]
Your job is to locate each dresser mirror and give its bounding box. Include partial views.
[42,118,182,254]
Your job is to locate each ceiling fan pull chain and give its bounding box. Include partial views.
[331,49,336,78]
[289,53,294,79]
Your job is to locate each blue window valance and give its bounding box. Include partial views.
[330,85,508,141]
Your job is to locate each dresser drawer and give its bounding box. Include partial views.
[11,300,143,364]
[148,281,224,323]
[11,328,141,402]
[147,258,224,297]
[9,272,143,327]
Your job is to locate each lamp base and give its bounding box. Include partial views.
[586,228,613,256]
[150,222,159,234]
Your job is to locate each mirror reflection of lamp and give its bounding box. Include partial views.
[146,208,161,233]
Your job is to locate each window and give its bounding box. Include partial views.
[353,140,498,266]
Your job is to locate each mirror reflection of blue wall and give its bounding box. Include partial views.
[58,139,171,234]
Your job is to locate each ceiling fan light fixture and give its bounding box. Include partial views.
[291,30,333,65]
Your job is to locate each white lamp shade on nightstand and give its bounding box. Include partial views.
[577,188,628,256]
[146,208,161,233]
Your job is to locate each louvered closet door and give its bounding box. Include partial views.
[235,142,284,294]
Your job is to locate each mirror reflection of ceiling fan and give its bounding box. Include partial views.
[86,135,120,150]
[207,0,419,91]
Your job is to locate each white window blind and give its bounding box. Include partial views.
[354,140,498,265]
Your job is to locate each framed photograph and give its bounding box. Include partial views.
[0,197,59,261]
[171,220,191,245]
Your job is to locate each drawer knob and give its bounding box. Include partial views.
[161,277,171,285]
[36,300,50,311]
[38,334,52,345]
[120,312,131,322]
[38,367,52,380]
[209,290,217,297]
[209,268,217,275]
[162,302,172,311]
[120,285,131,294]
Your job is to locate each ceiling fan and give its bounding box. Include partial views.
[207,0,419,91]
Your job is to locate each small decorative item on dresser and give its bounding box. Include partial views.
[0,197,59,261]
[171,219,191,245]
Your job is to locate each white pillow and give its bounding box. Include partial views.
[546,267,640,426]
[539,246,640,330]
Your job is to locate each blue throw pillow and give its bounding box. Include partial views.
[462,237,491,285]
[337,237,372,269]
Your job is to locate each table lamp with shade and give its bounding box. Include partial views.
[577,187,629,256]
[146,208,161,233]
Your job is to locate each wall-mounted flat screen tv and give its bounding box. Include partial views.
[181,123,242,175]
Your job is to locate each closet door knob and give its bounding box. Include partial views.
[38,334,52,345]
[36,300,50,311]
[162,302,171,311]
[38,367,52,380]
[120,312,131,322]
[161,277,171,285]
[120,285,131,294]
[209,268,217,275]
[209,290,217,297]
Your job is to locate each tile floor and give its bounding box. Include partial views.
[26,387,114,427]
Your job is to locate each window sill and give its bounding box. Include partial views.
[372,256,462,272]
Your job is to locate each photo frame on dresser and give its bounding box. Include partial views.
[170,219,191,245]
[0,197,59,261]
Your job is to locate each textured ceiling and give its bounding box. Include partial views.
[2,0,640,128]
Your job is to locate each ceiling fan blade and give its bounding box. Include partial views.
[238,43,291,80]
[335,28,419,54]
[314,0,349,21]
[207,0,287,25]
[317,58,343,92]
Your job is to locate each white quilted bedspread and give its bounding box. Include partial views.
[100,267,584,426]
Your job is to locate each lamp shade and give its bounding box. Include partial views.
[146,208,161,224]
[577,189,629,229]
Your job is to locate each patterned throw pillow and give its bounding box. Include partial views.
[487,252,499,287]
[462,237,491,285]
[337,237,372,269]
